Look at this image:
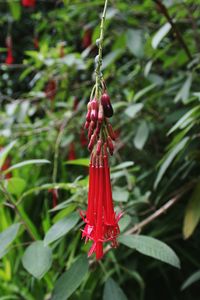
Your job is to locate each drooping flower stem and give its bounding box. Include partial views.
[95,0,108,99]
[81,0,122,260]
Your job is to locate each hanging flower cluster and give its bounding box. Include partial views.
[5,36,14,65]
[81,89,122,259]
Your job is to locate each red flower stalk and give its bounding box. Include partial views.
[68,142,76,161]
[48,189,58,208]
[22,0,35,7]
[5,36,14,65]
[81,89,122,260]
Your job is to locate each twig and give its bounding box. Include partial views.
[154,0,192,60]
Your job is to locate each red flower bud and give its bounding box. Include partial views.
[107,136,114,155]
[101,93,113,118]
[88,133,96,151]
[96,140,102,155]
[107,123,116,141]
[90,99,99,122]
[98,104,104,123]
[84,121,90,129]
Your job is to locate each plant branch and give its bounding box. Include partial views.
[154,0,192,60]
[95,0,108,98]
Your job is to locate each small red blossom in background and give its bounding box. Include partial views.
[45,79,57,107]
[82,28,92,49]
[33,37,39,49]
[5,36,14,65]
[22,0,36,7]
[48,189,58,208]
[81,87,122,260]
[68,142,76,161]
[0,147,12,179]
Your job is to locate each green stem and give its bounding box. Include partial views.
[95,0,108,99]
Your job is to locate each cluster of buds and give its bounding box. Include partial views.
[81,88,122,259]
[84,91,115,156]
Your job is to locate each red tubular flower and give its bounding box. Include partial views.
[22,0,35,7]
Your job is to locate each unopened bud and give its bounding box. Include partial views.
[107,136,114,155]
[88,133,96,152]
[101,93,113,118]
[107,123,116,141]
[96,139,102,155]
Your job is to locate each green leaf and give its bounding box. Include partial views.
[134,121,149,150]
[3,159,50,175]
[152,22,171,49]
[0,141,16,169]
[174,74,192,103]
[52,256,89,300]
[183,183,200,239]
[168,106,200,135]
[102,49,123,70]
[19,182,72,202]
[103,278,128,300]
[125,103,143,119]
[133,84,156,102]
[0,223,20,259]
[22,241,52,279]
[113,187,129,202]
[5,177,26,197]
[154,137,189,188]
[119,235,180,268]
[111,161,134,171]
[126,29,144,58]
[119,214,131,232]
[44,212,79,246]
[181,270,200,290]
[65,158,89,167]
[7,0,21,21]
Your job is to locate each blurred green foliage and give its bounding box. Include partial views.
[1,0,200,299]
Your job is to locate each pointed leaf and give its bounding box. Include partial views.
[183,183,200,239]
[119,235,180,268]
[0,223,20,258]
[154,137,189,188]
[134,121,149,150]
[22,241,52,279]
[52,256,89,300]
[152,22,171,49]
[181,270,200,290]
[103,278,128,300]
[44,212,79,246]
[3,159,50,174]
